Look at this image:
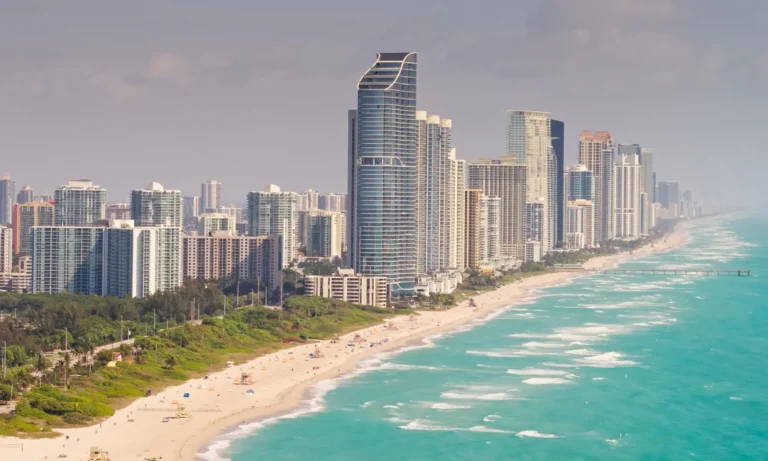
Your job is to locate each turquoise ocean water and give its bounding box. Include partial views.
[201,216,767,461]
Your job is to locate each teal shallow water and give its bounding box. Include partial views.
[202,216,767,461]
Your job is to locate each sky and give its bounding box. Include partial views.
[1,0,766,210]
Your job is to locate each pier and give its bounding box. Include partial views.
[553,267,751,277]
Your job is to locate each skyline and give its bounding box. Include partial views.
[2,0,764,210]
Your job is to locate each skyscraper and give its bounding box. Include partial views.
[54,180,106,226]
[0,226,11,273]
[130,182,183,228]
[0,174,16,226]
[614,153,641,239]
[565,165,595,201]
[507,110,552,253]
[600,150,615,242]
[247,184,298,268]
[464,189,482,269]
[16,185,33,205]
[478,195,501,264]
[658,181,680,216]
[318,193,346,212]
[31,226,105,294]
[638,148,655,234]
[551,120,565,246]
[201,180,222,214]
[300,211,345,258]
[547,149,558,250]
[198,213,236,236]
[298,189,319,212]
[183,196,200,220]
[103,221,182,298]
[12,201,54,256]
[468,157,527,260]
[415,112,463,274]
[564,200,595,249]
[579,131,613,241]
[350,52,417,297]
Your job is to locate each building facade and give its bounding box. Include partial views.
[198,213,236,236]
[614,153,642,239]
[0,174,16,226]
[303,269,389,308]
[600,150,616,242]
[30,226,105,294]
[12,201,54,256]
[54,180,107,226]
[468,157,527,260]
[246,185,298,268]
[182,234,281,291]
[507,110,552,253]
[0,226,11,273]
[478,195,501,264]
[349,52,418,296]
[578,131,613,241]
[639,148,655,234]
[551,120,565,246]
[183,196,200,222]
[200,181,222,214]
[105,203,131,221]
[103,221,182,298]
[565,200,595,249]
[298,189,319,212]
[130,182,183,228]
[318,193,346,212]
[16,185,33,205]
[464,190,482,269]
[300,211,345,258]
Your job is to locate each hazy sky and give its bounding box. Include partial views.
[1,0,766,210]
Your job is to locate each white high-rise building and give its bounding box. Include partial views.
[600,150,616,242]
[246,184,298,268]
[54,180,106,226]
[103,220,182,298]
[198,213,236,236]
[468,157,527,260]
[0,226,11,273]
[453,158,467,270]
[547,150,558,250]
[300,210,345,258]
[130,182,183,228]
[31,221,181,297]
[478,195,501,264]
[614,153,642,239]
[579,131,613,241]
[507,110,551,253]
[565,200,595,249]
[201,180,222,214]
[298,189,319,212]
[318,193,346,212]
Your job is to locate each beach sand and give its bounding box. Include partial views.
[0,228,689,461]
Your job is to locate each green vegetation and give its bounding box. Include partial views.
[297,259,342,276]
[0,291,396,437]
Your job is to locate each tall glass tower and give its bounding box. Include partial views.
[351,52,417,297]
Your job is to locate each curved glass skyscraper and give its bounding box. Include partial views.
[350,52,417,297]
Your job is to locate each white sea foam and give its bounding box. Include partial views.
[516,430,560,439]
[522,341,566,349]
[469,425,513,434]
[467,349,560,358]
[383,405,399,409]
[423,402,471,410]
[483,414,501,422]
[522,377,572,385]
[605,439,619,446]
[575,352,637,368]
[592,377,605,381]
[441,392,517,401]
[379,363,443,371]
[729,396,743,401]
[399,419,457,432]
[507,368,568,376]
[360,401,375,408]
[565,348,599,356]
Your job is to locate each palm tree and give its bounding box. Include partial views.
[164,354,177,370]
[34,352,48,386]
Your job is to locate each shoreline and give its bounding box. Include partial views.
[0,228,690,461]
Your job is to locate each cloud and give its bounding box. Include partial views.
[145,52,189,85]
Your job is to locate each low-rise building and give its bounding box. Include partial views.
[414,270,463,297]
[303,268,388,308]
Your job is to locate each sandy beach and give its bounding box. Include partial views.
[0,228,689,461]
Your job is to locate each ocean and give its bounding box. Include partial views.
[202,215,767,461]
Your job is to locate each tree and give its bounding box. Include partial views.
[164,354,177,370]
[0,383,12,402]
[34,352,49,386]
